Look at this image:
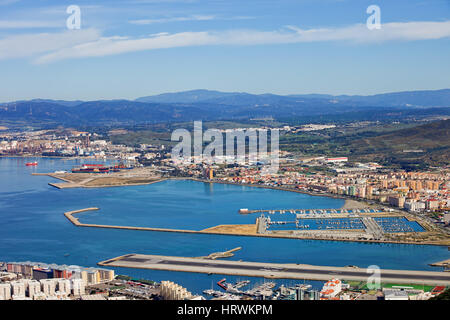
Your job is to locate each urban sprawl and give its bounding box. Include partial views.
[1,126,449,300]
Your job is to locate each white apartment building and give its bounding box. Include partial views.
[72,278,86,296]
[0,283,11,300]
[27,280,41,299]
[11,280,26,298]
[57,279,71,296]
[40,279,57,296]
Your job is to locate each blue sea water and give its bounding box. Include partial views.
[0,157,448,295]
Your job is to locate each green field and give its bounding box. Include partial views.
[347,281,436,292]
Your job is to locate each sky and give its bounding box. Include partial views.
[0,0,449,101]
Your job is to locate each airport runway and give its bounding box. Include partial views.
[98,253,450,286]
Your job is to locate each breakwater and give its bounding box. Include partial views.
[63,207,448,246]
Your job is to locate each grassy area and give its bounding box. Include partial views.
[347,281,436,292]
[381,283,435,292]
[110,285,127,290]
[280,119,450,168]
[116,275,156,285]
[108,119,450,168]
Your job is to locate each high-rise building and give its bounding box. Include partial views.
[160,281,192,300]
[388,196,405,208]
[86,270,100,285]
[358,186,366,198]
[209,168,214,180]
[426,199,439,211]
[40,279,57,296]
[72,279,86,296]
[57,279,71,296]
[27,280,41,299]
[416,181,423,190]
[11,281,26,298]
[98,269,115,282]
[366,185,373,197]
[0,283,11,300]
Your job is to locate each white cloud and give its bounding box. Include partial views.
[0,29,101,60]
[129,15,254,25]
[0,20,62,29]
[285,21,450,43]
[35,31,216,64]
[130,15,216,24]
[1,20,449,63]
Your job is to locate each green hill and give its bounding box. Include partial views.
[348,119,450,168]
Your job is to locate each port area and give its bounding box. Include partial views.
[33,167,163,189]
[64,208,450,246]
[98,253,450,286]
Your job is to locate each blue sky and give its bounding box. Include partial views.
[0,0,449,101]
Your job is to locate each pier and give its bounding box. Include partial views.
[240,208,385,217]
[98,253,450,286]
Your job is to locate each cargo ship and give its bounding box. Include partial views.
[25,162,38,166]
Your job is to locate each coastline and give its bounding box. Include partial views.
[30,168,449,247]
[43,172,352,205]
[46,173,370,211]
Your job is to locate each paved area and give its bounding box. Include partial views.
[99,253,450,286]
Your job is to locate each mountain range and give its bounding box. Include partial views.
[136,89,450,107]
[1,89,449,126]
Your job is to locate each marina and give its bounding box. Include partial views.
[240,208,384,216]
[64,207,439,245]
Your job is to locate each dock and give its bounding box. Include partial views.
[98,253,450,286]
[240,208,385,217]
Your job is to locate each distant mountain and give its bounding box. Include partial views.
[135,89,240,104]
[136,89,450,107]
[1,89,449,126]
[333,89,450,107]
[26,99,84,107]
[0,101,78,122]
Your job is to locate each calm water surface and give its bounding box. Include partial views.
[0,157,448,294]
